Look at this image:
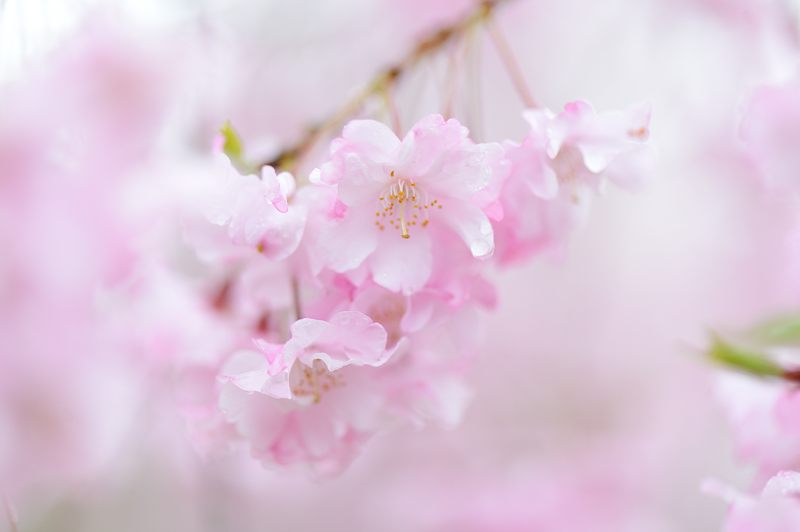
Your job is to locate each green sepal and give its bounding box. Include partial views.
[219,121,256,174]
[707,333,784,378]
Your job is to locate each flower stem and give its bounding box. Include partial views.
[259,0,514,172]
[291,275,303,321]
[382,82,403,136]
[484,12,537,109]
[707,333,800,381]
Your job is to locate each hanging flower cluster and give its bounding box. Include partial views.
[0,5,653,486]
[177,102,652,474]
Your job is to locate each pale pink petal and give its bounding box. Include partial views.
[249,206,307,260]
[342,119,401,162]
[261,165,289,213]
[220,350,268,392]
[763,471,800,498]
[423,142,506,201]
[439,200,495,259]
[370,232,433,294]
[401,293,437,333]
[289,318,332,349]
[336,153,390,206]
[325,311,388,366]
[220,349,292,399]
[314,207,379,273]
[396,114,468,177]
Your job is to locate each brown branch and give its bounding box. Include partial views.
[259,0,513,172]
[783,368,800,383]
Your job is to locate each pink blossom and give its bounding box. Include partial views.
[214,302,474,473]
[740,79,800,192]
[493,101,652,263]
[307,114,508,294]
[216,311,391,472]
[716,373,800,478]
[492,137,587,263]
[721,471,800,532]
[221,311,391,400]
[524,100,652,192]
[202,158,306,261]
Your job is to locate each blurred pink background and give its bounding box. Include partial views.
[2,0,800,530]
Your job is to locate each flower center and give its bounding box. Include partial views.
[374,171,442,239]
[290,359,345,405]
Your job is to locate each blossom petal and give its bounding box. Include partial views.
[289,318,331,349]
[396,115,468,177]
[327,311,388,366]
[424,142,506,202]
[342,119,401,162]
[439,200,494,259]
[370,232,433,294]
[220,349,292,399]
[261,165,289,213]
[336,153,390,207]
[314,207,379,273]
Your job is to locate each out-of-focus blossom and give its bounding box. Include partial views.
[526,100,652,191]
[713,471,800,531]
[201,158,306,261]
[740,79,800,191]
[716,371,800,479]
[493,101,652,263]
[0,24,174,496]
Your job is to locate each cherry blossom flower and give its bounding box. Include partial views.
[202,158,306,261]
[493,101,652,263]
[213,302,475,473]
[525,99,652,193]
[307,114,508,294]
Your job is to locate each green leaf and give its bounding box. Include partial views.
[707,334,784,378]
[751,314,800,346]
[218,120,257,174]
[219,120,244,161]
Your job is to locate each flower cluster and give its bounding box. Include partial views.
[708,79,800,526]
[176,104,652,474]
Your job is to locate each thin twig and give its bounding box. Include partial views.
[291,276,303,321]
[382,82,403,135]
[465,22,485,140]
[442,36,463,118]
[259,0,513,172]
[484,11,537,109]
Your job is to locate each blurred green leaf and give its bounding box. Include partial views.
[219,120,256,174]
[751,314,800,346]
[220,120,244,160]
[708,333,784,378]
